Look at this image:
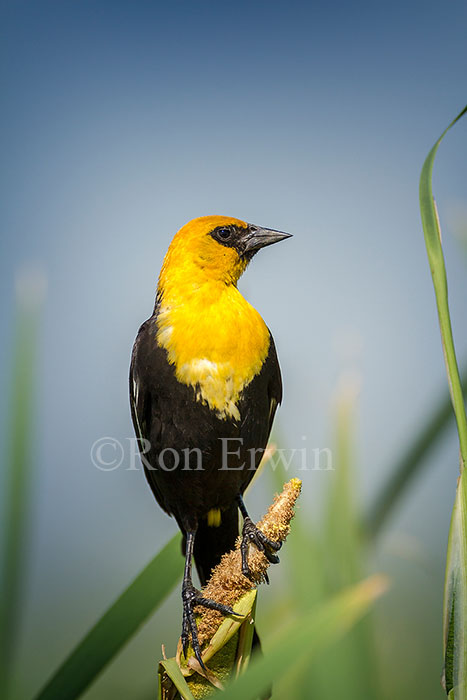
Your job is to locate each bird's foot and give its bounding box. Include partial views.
[181,581,239,669]
[240,516,282,580]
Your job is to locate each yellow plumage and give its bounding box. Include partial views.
[156,216,270,420]
[207,508,222,527]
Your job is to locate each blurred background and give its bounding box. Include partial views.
[1,0,467,698]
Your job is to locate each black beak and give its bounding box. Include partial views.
[243,224,293,253]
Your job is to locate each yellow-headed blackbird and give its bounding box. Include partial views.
[129,215,291,665]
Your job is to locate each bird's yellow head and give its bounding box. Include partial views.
[154,216,291,418]
[158,215,291,293]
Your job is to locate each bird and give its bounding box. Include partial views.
[129,215,291,666]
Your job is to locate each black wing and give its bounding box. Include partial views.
[265,331,283,436]
[129,318,168,512]
[236,330,283,494]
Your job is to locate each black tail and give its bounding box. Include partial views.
[193,502,239,586]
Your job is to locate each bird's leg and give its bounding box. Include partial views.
[181,529,240,669]
[237,495,282,580]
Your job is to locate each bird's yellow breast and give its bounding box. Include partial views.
[156,283,270,420]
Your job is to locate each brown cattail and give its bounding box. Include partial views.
[177,478,302,661]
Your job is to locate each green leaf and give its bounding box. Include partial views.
[324,375,362,589]
[420,104,467,699]
[159,659,196,700]
[219,574,388,700]
[367,360,467,537]
[316,375,379,700]
[200,590,257,668]
[0,270,44,698]
[419,104,467,466]
[449,686,467,699]
[234,592,257,676]
[34,534,183,700]
[443,469,467,697]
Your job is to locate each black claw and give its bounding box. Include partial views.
[242,561,253,579]
[181,581,240,670]
[264,549,280,565]
[196,596,239,617]
[240,516,281,579]
[255,528,282,552]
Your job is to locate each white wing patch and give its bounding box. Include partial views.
[131,377,145,443]
[269,397,277,422]
[157,325,173,346]
[178,358,241,421]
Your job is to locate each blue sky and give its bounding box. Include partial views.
[1,1,467,696]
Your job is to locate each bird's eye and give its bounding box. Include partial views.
[217,227,231,240]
